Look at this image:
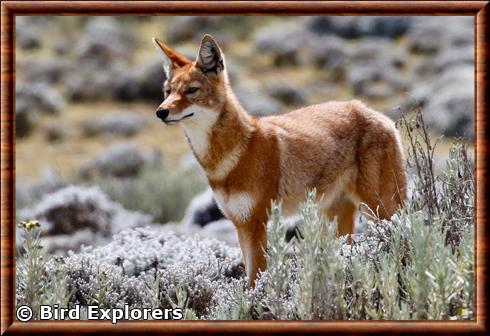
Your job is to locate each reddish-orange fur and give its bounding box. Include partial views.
[153,35,407,286]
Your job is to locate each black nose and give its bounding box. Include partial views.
[156,108,169,121]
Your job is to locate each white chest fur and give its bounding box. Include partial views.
[181,106,245,182]
[180,106,218,159]
[213,189,255,223]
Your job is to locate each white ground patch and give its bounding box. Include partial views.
[213,190,254,223]
[180,106,219,159]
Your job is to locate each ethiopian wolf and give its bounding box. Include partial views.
[152,34,407,286]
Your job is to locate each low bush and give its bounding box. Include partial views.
[96,162,207,224]
[210,186,473,320]
[16,109,474,320]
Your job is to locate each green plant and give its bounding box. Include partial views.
[96,162,206,223]
[16,220,71,318]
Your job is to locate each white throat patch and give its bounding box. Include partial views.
[180,106,219,159]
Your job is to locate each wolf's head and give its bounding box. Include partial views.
[152,34,228,125]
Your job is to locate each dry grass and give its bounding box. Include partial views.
[16,101,190,180]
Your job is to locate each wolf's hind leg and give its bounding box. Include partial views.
[325,196,357,240]
[236,219,267,287]
[356,144,406,220]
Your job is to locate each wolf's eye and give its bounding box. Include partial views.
[186,87,199,94]
[165,88,171,96]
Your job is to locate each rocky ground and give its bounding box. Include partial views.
[16,16,474,255]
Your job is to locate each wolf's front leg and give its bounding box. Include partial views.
[236,219,267,287]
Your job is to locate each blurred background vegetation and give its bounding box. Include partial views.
[15,16,474,254]
[15,15,475,321]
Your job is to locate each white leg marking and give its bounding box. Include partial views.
[212,190,254,223]
[227,193,254,222]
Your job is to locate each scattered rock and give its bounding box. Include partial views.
[16,167,66,210]
[16,82,64,115]
[351,38,406,69]
[367,16,412,38]
[165,16,211,44]
[43,122,68,143]
[305,16,411,39]
[17,29,42,49]
[240,92,282,117]
[180,188,240,246]
[182,188,225,228]
[303,16,333,35]
[79,143,160,179]
[64,57,167,103]
[15,105,37,138]
[16,82,64,137]
[359,81,395,100]
[21,59,69,84]
[16,17,46,49]
[345,39,410,99]
[266,83,307,106]
[99,112,146,137]
[443,17,474,48]
[53,36,73,56]
[407,19,446,54]
[425,84,474,137]
[18,185,152,237]
[433,46,474,73]
[80,111,148,137]
[254,23,308,66]
[165,16,250,44]
[407,17,473,55]
[308,34,353,71]
[64,61,119,101]
[62,17,139,102]
[401,65,474,138]
[110,66,142,102]
[133,58,167,102]
[346,65,408,99]
[235,83,283,116]
[77,17,137,65]
[277,215,303,243]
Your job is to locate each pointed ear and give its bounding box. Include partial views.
[196,34,224,75]
[152,37,191,69]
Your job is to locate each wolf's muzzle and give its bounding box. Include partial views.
[156,108,170,121]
